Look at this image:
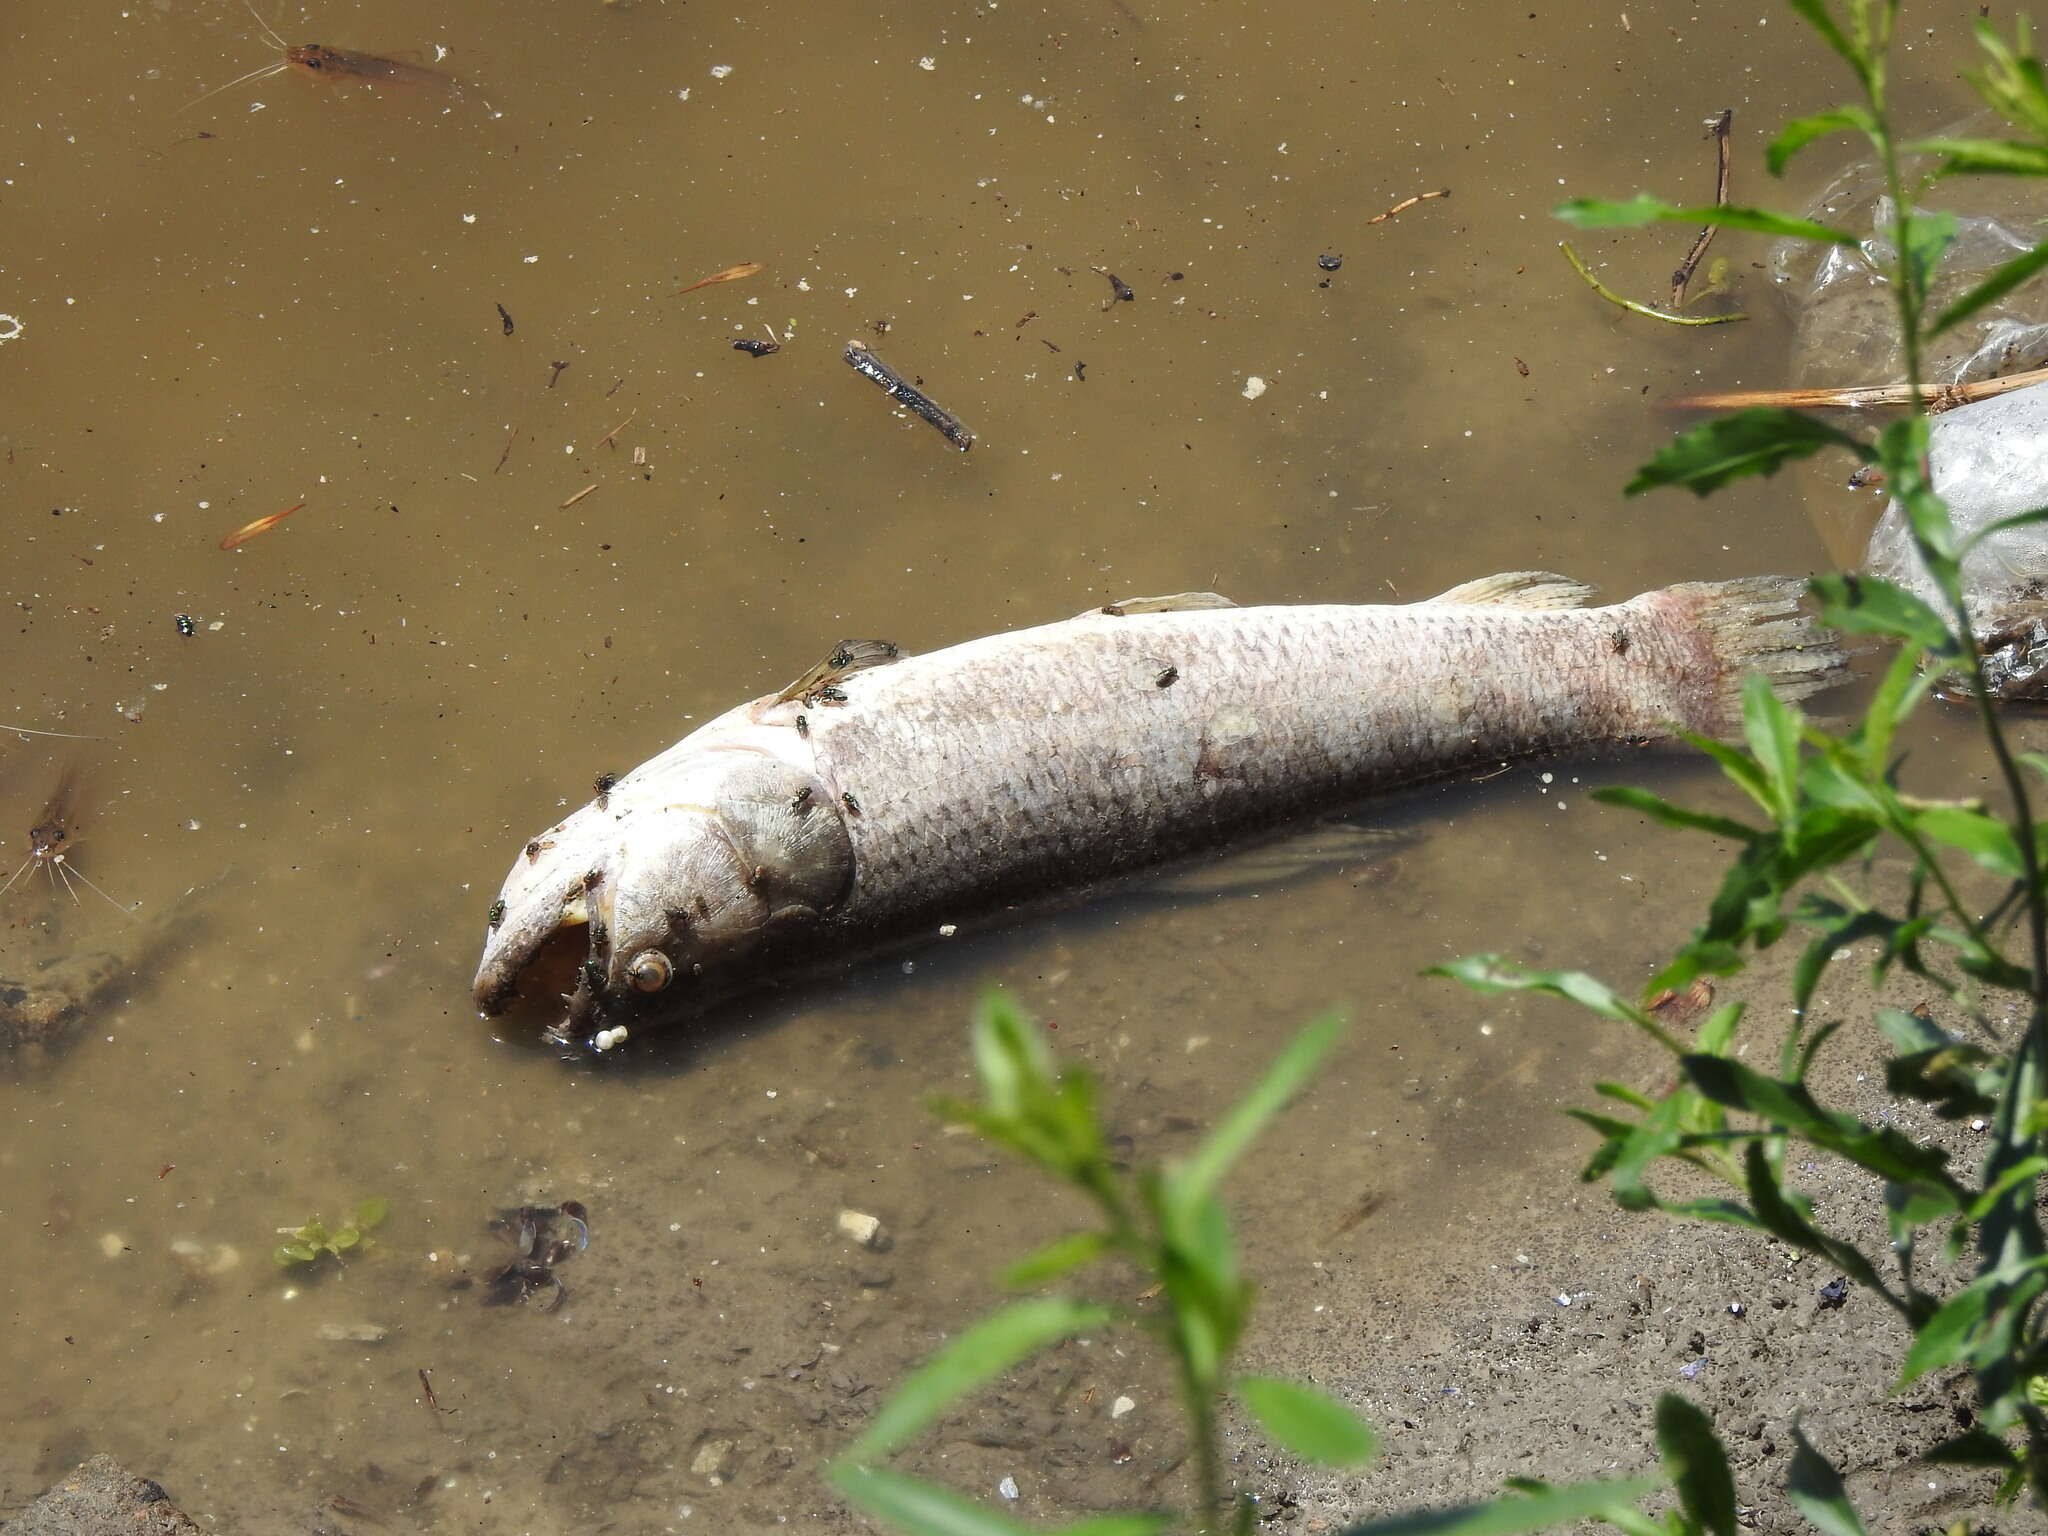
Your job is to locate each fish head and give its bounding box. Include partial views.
[472,750,853,1049]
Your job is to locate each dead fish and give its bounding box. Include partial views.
[472,574,1845,1049]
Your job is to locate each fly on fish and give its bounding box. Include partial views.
[473,574,1847,1053]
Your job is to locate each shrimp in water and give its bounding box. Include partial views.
[188,3,458,109]
[2,768,134,918]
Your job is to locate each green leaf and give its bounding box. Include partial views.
[1966,16,2048,140]
[1428,957,1653,1027]
[999,1230,1112,1289]
[1898,1274,1994,1387]
[1740,673,1799,825]
[1333,1477,1661,1536]
[1168,1013,1345,1222]
[1590,786,1757,842]
[1807,572,1950,650]
[1683,1058,1960,1190]
[330,1226,362,1252]
[971,992,1050,1121]
[1959,504,2048,557]
[1875,418,1961,599]
[1237,1377,1379,1467]
[1767,107,1876,175]
[273,1242,318,1266]
[1910,135,2048,176]
[1785,1424,1868,1536]
[1555,195,1859,245]
[836,1298,1114,1465]
[1624,409,1871,498]
[1910,805,2023,878]
[1921,1426,2022,1469]
[1654,1394,1736,1536]
[830,1464,1036,1536]
[1784,0,1866,81]
[1899,210,1959,307]
[354,1196,391,1230]
[1931,240,2048,335]
[1055,1519,1174,1536]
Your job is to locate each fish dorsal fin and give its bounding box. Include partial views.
[1095,592,1239,617]
[1424,571,1595,609]
[776,638,902,705]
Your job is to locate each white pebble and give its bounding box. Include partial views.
[100,1233,128,1259]
[917,56,936,70]
[998,1476,1019,1501]
[1110,1395,1135,1418]
[710,64,733,78]
[1240,375,1267,400]
[837,1210,885,1248]
[938,923,957,937]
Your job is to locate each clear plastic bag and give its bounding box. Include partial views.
[1773,147,2048,388]
[1772,141,2048,698]
[1864,381,2048,698]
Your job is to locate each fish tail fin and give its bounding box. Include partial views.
[1649,575,1850,738]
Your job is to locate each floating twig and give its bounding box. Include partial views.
[843,342,974,451]
[491,425,520,475]
[1668,364,2048,414]
[559,484,599,510]
[593,410,637,451]
[1670,110,1733,308]
[1560,242,1747,327]
[547,360,569,389]
[1367,188,1450,225]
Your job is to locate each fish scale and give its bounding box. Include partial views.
[473,574,1845,1049]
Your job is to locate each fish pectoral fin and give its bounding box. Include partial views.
[1095,592,1239,617]
[775,638,903,704]
[1423,571,1596,609]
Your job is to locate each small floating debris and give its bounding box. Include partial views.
[219,501,303,550]
[843,341,974,451]
[676,260,763,296]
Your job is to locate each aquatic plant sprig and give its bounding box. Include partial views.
[274,1197,390,1268]
[1448,0,2048,1510]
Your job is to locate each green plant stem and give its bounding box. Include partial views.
[1180,1355,1228,1534]
[1558,242,1749,325]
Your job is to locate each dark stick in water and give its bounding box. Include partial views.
[842,342,974,451]
[1669,109,1733,308]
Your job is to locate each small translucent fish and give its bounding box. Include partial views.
[675,261,765,296]
[220,502,304,551]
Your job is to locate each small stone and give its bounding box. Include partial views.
[1110,1394,1135,1418]
[9,1455,202,1535]
[998,1475,1020,1501]
[837,1209,889,1250]
[938,923,957,937]
[315,1322,390,1343]
[1241,375,1267,401]
[98,1233,127,1259]
[691,1437,735,1485]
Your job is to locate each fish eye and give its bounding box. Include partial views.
[628,950,673,992]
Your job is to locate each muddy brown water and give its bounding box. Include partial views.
[0,1,2032,1529]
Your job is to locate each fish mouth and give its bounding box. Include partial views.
[472,856,615,1048]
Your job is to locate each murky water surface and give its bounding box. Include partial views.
[1,1,2028,1529]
